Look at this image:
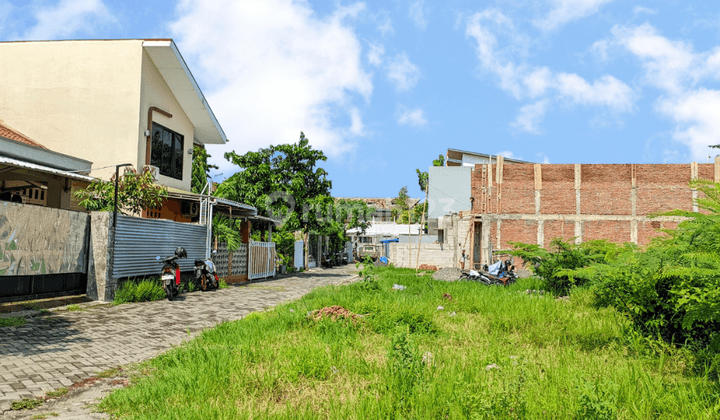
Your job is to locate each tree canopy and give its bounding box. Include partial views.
[74,167,167,215]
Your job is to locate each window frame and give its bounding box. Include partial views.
[150,122,184,180]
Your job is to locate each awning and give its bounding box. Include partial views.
[0,156,95,182]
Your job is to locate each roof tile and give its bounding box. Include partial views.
[0,121,46,149]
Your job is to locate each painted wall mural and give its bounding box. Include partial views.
[0,201,89,276]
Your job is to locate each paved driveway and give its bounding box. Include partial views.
[0,266,359,411]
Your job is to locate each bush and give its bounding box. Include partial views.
[509,238,618,295]
[114,279,166,304]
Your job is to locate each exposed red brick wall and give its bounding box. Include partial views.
[636,220,677,246]
[580,165,633,215]
[543,220,576,248]
[636,165,692,214]
[541,165,576,214]
[583,220,631,243]
[699,164,714,181]
[499,164,535,214]
[499,219,536,249]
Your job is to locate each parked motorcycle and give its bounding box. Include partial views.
[157,247,187,301]
[460,258,517,286]
[194,258,219,291]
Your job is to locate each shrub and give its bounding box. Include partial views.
[387,327,424,410]
[114,279,165,304]
[509,238,618,295]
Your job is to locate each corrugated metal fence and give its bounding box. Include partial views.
[112,215,207,278]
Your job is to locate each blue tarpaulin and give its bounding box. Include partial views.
[380,239,399,244]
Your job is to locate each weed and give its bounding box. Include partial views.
[113,279,165,304]
[96,367,121,378]
[577,379,618,420]
[45,387,68,398]
[387,327,424,407]
[218,278,229,289]
[66,304,82,312]
[0,316,26,327]
[11,398,43,410]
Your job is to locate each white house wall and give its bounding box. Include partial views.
[0,40,144,181]
[139,49,196,192]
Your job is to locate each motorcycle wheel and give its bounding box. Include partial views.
[200,274,207,291]
[165,284,173,301]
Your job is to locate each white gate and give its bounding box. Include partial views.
[248,241,276,280]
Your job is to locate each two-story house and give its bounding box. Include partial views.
[0,39,228,221]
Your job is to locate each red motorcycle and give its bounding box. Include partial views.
[157,247,187,301]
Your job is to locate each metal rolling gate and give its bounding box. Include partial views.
[112,215,207,278]
[248,241,276,280]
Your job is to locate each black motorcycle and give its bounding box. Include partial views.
[194,258,219,291]
[157,247,187,301]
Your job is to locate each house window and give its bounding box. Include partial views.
[150,123,184,180]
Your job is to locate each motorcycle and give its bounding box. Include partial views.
[194,258,219,291]
[460,258,517,286]
[157,247,187,301]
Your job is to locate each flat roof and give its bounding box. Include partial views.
[0,156,95,182]
[447,148,534,164]
[0,136,92,173]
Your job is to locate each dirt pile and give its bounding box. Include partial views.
[312,306,359,321]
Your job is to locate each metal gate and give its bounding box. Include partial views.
[248,241,276,280]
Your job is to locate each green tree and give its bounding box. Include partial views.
[191,145,219,194]
[215,132,332,269]
[74,167,168,215]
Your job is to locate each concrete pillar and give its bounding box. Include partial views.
[86,211,115,302]
[240,219,251,243]
[691,162,699,212]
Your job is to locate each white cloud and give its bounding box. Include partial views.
[409,0,427,30]
[590,39,609,61]
[534,0,615,32]
[367,43,384,67]
[658,90,720,160]
[387,53,421,91]
[466,11,634,132]
[497,151,520,160]
[376,11,394,36]
[397,105,427,127]
[632,6,656,15]
[612,24,720,160]
[511,100,549,134]
[170,0,373,175]
[536,153,551,164]
[23,0,114,40]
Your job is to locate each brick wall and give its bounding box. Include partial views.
[465,159,720,268]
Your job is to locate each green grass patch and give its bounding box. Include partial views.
[11,398,43,410]
[66,304,83,312]
[0,316,26,327]
[45,387,68,398]
[113,278,166,304]
[99,267,720,419]
[218,278,229,289]
[96,367,121,378]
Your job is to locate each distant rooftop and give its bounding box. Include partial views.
[447,148,534,166]
[0,121,46,149]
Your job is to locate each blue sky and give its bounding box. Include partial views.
[3,0,720,199]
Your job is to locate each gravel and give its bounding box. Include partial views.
[432,267,463,282]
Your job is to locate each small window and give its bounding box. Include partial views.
[151,122,184,180]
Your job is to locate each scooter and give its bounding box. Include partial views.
[157,247,187,301]
[194,258,219,291]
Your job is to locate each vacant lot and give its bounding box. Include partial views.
[100,267,720,419]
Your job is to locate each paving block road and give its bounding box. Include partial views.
[0,266,359,413]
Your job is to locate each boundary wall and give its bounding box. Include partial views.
[467,157,717,268]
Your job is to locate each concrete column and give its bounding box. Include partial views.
[537,220,544,247]
[495,219,502,252]
[534,164,542,215]
[631,164,638,244]
[715,156,720,182]
[691,162,699,212]
[86,211,115,302]
[240,220,251,243]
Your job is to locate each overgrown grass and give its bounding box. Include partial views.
[100,267,720,419]
[0,316,26,327]
[113,278,166,304]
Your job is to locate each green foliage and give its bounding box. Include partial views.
[577,379,618,420]
[357,255,380,292]
[74,166,168,214]
[218,279,228,289]
[45,387,68,398]
[191,145,218,194]
[0,316,26,327]
[11,398,43,410]
[387,327,424,409]
[211,215,242,252]
[114,279,166,304]
[509,238,618,295]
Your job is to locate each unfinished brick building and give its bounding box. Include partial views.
[466,157,719,269]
